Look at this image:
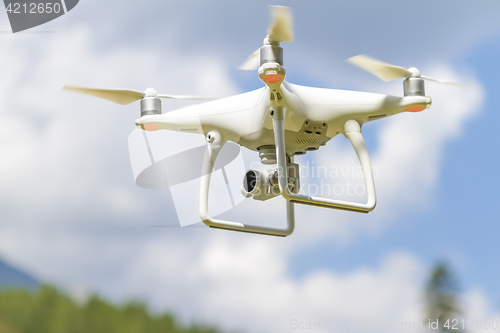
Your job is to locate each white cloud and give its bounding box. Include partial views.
[106,234,428,333]
[372,66,484,213]
[0,3,497,333]
[0,24,243,287]
[291,65,485,245]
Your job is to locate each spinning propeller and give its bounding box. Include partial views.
[347,54,467,85]
[63,86,216,105]
[64,84,243,229]
[239,6,294,70]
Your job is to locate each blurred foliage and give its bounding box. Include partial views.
[425,261,462,332]
[0,285,223,333]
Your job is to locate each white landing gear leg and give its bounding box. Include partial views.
[272,106,377,213]
[199,130,295,237]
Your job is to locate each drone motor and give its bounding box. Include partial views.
[403,68,425,97]
[260,36,283,67]
[140,88,162,117]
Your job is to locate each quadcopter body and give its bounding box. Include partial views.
[64,6,464,237]
[136,81,431,154]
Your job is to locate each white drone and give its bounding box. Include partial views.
[64,6,464,237]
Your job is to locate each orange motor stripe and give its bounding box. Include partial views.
[405,105,426,112]
[261,74,284,83]
[142,124,161,131]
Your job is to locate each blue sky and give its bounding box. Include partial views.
[293,26,500,298]
[291,29,500,304]
[0,1,499,332]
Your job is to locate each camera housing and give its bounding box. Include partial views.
[241,163,300,201]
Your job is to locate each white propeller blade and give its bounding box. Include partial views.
[268,6,293,43]
[347,54,470,86]
[63,85,218,105]
[239,5,293,71]
[239,49,260,70]
[157,94,220,100]
[63,86,145,105]
[420,75,470,86]
[347,54,411,81]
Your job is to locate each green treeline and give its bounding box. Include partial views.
[0,285,222,333]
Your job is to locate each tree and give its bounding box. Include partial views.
[0,285,224,333]
[425,261,462,332]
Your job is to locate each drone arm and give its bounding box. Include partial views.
[272,107,376,213]
[199,131,295,237]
